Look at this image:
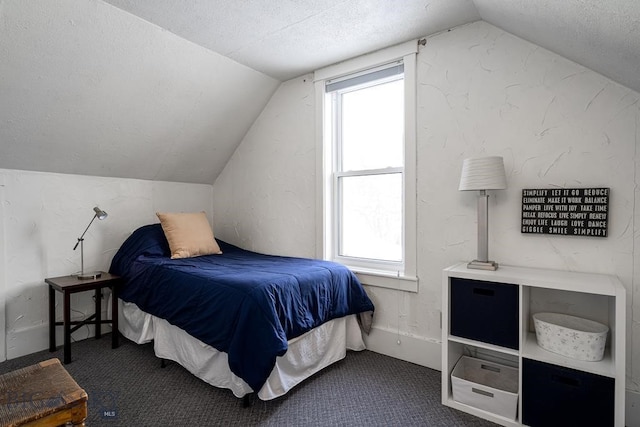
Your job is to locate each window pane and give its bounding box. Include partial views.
[341,79,403,171]
[339,173,402,262]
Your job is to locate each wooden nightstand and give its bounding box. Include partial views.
[46,272,122,364]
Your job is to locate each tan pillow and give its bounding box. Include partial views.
[156,211,222,259]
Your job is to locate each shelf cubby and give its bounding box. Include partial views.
[442,262,626,427]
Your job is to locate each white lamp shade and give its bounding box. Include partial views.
[459,156,507,191]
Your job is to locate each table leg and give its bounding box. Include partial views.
[64,291,71,364]
[95,288,101,339]
[111,285,119,348]
[49,285,56,352]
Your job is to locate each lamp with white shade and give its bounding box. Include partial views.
[459,156,507,271]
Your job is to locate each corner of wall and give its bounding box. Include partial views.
[363,326,441,370]
[0,172,6,362]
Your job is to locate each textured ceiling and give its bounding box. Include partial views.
[475,0,640,95]
[104,0,640,93]
[103,0,481,81]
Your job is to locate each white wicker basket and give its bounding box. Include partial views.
[451,356,519,420]
[533,312,609,361]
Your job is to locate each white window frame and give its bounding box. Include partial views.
[314,41,418,292]
[331,69,405,271]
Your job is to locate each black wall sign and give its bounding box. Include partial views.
[521,188,609,237]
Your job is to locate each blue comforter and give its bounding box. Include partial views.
[109,224,374,392]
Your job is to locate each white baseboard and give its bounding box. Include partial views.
[6,324,50,360]
[363,325,441,370]
[6,312,112,360]
[627,389,640,427]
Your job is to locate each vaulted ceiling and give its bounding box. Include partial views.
[103,0,640,92]
[1,1,639,184]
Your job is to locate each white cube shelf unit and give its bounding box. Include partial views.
[442,262,626,427]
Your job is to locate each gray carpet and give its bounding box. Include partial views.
[0,335,497,426]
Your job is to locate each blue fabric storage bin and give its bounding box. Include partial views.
[522,358,614,427]
[450,278,519,349]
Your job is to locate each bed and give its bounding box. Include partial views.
[109,222,375,400]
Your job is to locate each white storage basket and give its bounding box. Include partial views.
[451,356,519,420]
[533,312,608,361]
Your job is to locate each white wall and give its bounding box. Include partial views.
[0,173,6,361]
[416,22,637,366]
[0,168,213,359]
[213,75,317,258]
[212,20,640,394]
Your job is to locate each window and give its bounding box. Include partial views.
[330,64,404,267]
[315,42,418,292]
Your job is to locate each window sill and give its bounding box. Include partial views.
[353,270,418,293]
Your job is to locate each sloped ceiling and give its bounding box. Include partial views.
[1,0,639,185]
[104,0,640,92]
[102,0,482,81]
[0,0,279,184]
[475,0,640,96]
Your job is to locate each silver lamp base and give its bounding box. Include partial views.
[467,260,499,271]
[76,271,102,280]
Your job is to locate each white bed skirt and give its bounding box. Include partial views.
[118,299,366,400]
